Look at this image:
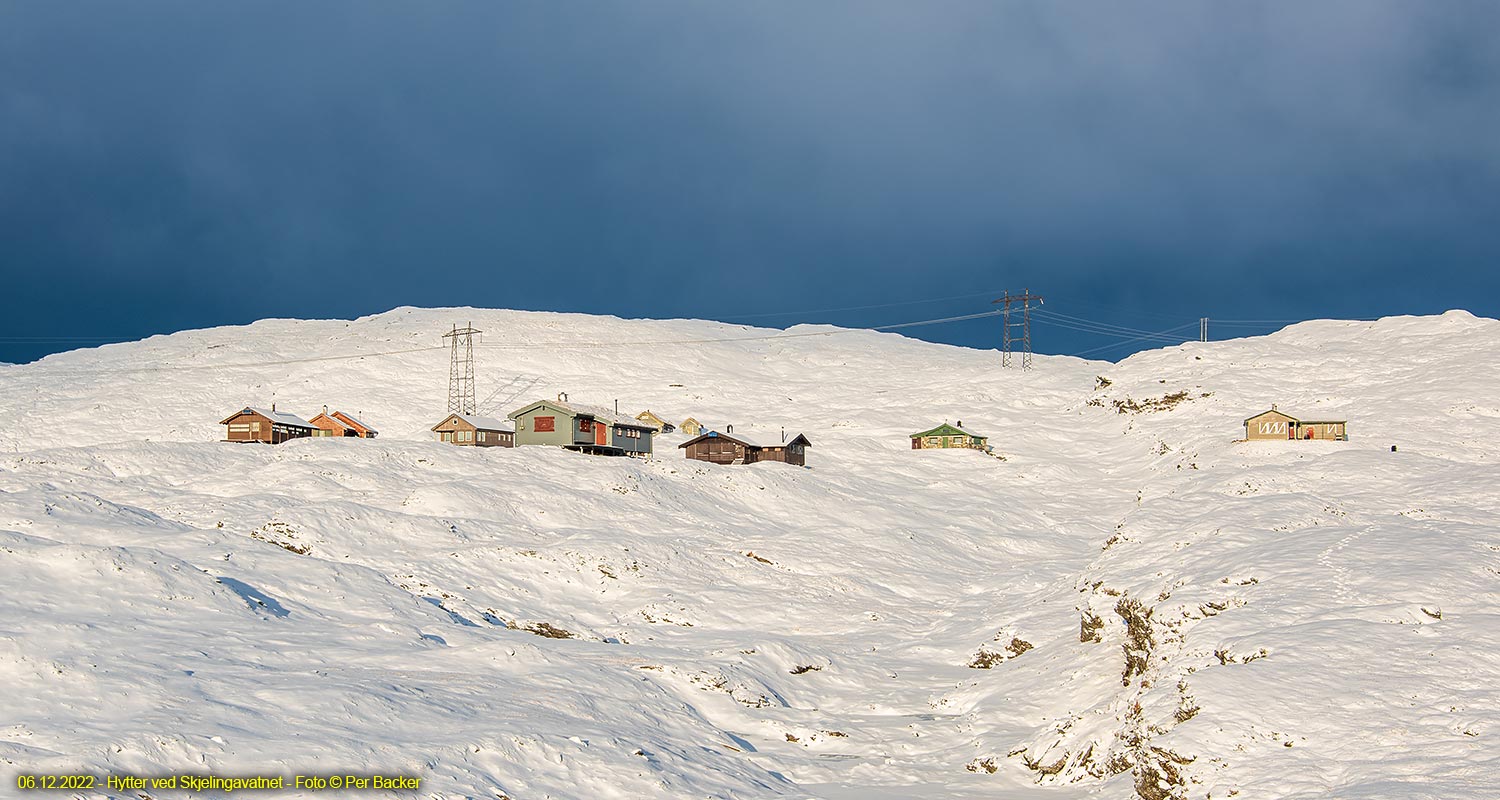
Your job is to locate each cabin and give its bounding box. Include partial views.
[1244,406,1349,441]
[679,428,811,467]
[635,409,675,433]
[310,407,378,438]
[910,421,989,450]
[431,413,516,447]
[508,396,656,457]
[220,406,318,444]
[679,417,704,436]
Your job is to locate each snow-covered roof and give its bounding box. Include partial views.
[510,398,655,430]
[331,410,377,433]
[910,422,985,439]
[1244,408,1299,423]
[226,407,317,429]
[679,430,810,449]
[310,413,351,430]
[438,414,514,432]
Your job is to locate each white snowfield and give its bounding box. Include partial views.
[0,307,1496,800]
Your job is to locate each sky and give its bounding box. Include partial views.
[2,2,1498,364]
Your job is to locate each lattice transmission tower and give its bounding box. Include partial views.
[443,323,482,414]
[993,289,1043,370]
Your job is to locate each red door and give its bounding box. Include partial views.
[596,420,607,446]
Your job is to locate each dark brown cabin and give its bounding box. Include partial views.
[431,413,516,447]
[220,406,317,444]
[679,430,811,466]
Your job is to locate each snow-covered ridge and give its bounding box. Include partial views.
[1,307,1496,799]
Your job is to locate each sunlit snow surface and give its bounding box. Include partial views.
[1,308,1496,799]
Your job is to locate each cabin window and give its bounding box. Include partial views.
[229,424,250,433]
[578,419,592,432]
[535,416,555,432]
[440,431,453,442]
[477,431,487,442]
[251,422,261,432]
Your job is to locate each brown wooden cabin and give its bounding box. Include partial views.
[220,406,318,444]
[432,413,516,447]
[679,428,811,466]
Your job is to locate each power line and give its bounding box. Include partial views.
[1067,322,1200,359]
[1030,311,1193,345]
[1032,309,1190,340]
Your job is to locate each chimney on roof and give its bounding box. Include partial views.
[726,424,734,433]
[957,420,962,427]
[558,392,567,402]
[1272,403,1277,411]
[322,405,328,416]
[272,402,276,412]
[615,399,619,416]
[781,427,786,443]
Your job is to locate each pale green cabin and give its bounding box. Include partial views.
[910,422,989,450]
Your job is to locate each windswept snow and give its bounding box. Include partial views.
[1,307,1496,799]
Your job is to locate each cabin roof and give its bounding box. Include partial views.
[910,422,986,439]
[331,410,377,433]
[678,430,811,449]
[1243,408,1300,424]
[1243,409,1348,426]
[432,413,515,432]
[509,399,655,429]
[220,407,317,428]
[310,412,351,430]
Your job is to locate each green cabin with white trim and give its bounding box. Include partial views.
[910,421,989,450]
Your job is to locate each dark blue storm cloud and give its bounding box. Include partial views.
[2,2,1497,362]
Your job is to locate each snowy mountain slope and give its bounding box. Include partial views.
[1,308,1496,799]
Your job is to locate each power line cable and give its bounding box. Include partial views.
[1066,322,1199,359]
[1032,308,1192,340]
[1031,311,1195,345]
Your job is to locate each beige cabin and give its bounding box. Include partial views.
[1244,407,1348,441]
